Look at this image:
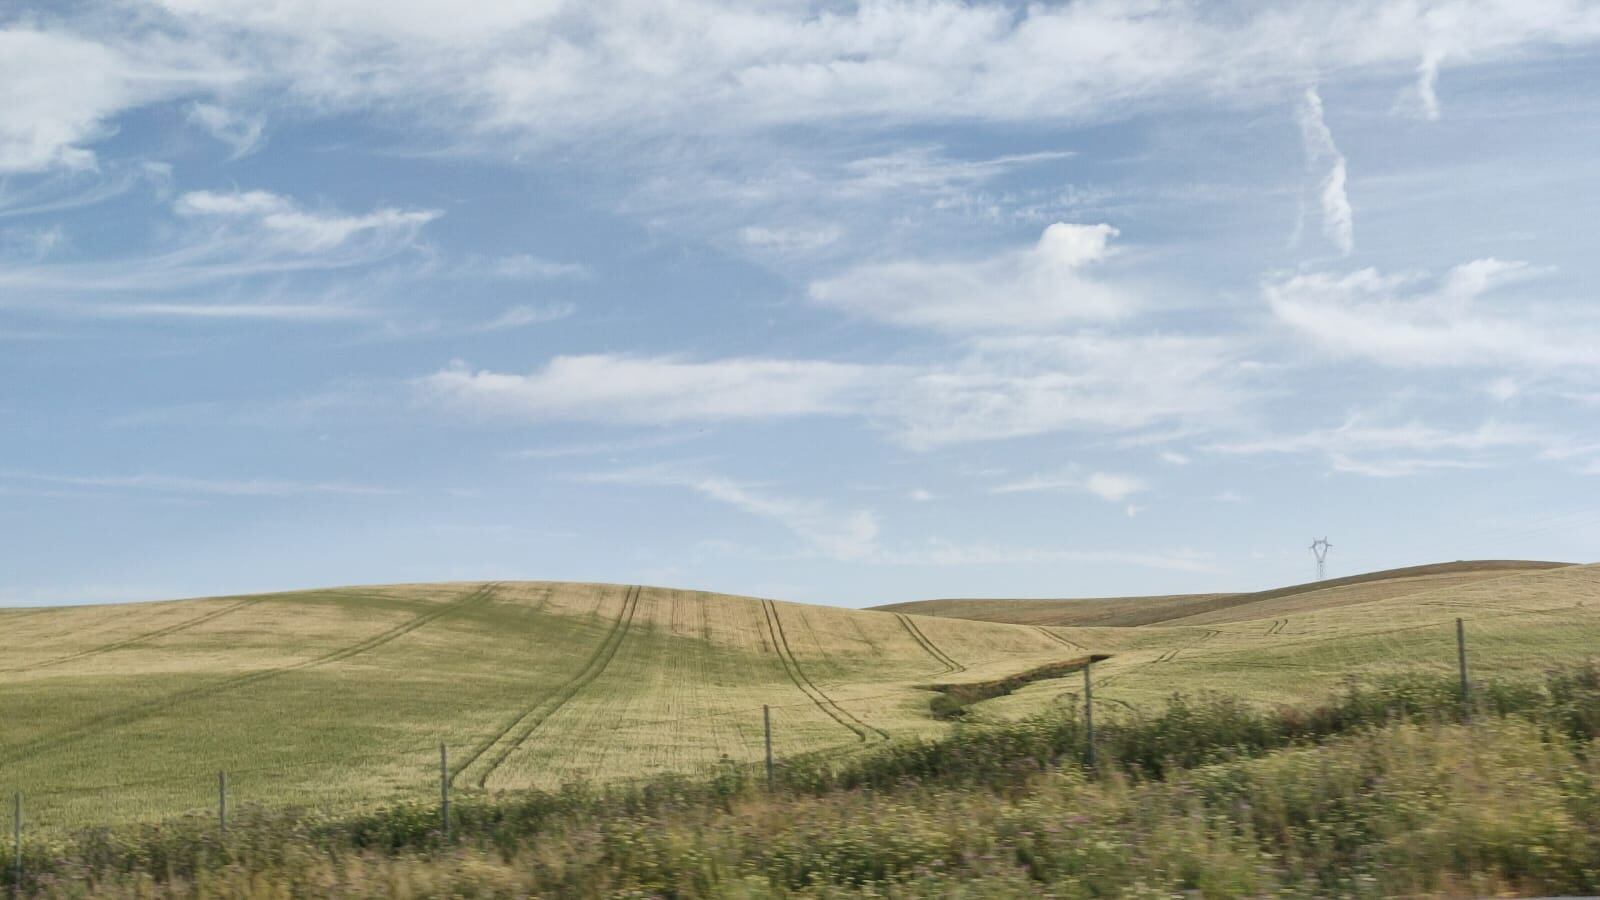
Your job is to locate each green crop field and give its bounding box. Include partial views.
[1,560,1596,834]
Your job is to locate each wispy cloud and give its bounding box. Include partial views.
[417,355,874,426]
[477,254,588,281]
[1266,259,1600,374]
[2,472,397,496]
[992,469,1149,504]
[101,2,1600,152]
[584,464,879,561]
[738,224,842,254]
[0,189,439,321]
[187,102,266,158]
[0,27,229,173]
[583,462,1208,571]
[416,332,1256,449]
[809,222,1129,332]
[1295,87,1353,256]
[506,433,701,461]
[1208,417,1589,478]
[871,542,1218,573]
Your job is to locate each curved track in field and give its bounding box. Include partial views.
[1034,625,1088,652]
[461,584,643,789]
[1153,629,1220,664]
[895,613,965,676]
[0,583,501,766]
[0,596,266,675]
[762,599,887,742]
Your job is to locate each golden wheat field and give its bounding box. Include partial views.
[1,561,1595,832]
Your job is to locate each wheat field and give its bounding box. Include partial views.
[1,561,1595,832]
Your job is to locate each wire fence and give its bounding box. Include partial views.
[3,598,1598,882]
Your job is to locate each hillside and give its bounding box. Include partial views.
[0,582,1078,830]
[876,559,1572,627]
[2,561,1596,834]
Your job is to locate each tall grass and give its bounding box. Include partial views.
[6,663,1600,897]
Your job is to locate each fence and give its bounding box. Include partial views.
[4,613,1517,890]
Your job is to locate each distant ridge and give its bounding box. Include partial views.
[873,559,1575,627]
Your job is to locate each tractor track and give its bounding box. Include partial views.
[458,584,643,789]
[1153,629,1220,664]
[0,583,501,766]
[1034,625,1088,652]
[895,613,964,676]
[0,596,266,675]
[762,599,887,742]
[1265,618,1287,636]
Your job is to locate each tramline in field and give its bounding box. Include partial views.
[1,560,1595,832]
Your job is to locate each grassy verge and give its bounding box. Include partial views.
[5,662,1600,897]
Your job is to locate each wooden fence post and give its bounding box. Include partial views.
[1084,660,1096,770]
[763,705,775,791]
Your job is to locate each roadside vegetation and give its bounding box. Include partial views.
[7,662,1600,898]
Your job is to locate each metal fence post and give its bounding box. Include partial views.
[763,705,774,791]
[1457,618,1470,721]
[1084,660,1096,770]
[439,742,450,838]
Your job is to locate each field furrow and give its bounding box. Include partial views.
[761,599,887,741]
[0,596,264,674]
[460,584,642,788]
[896,613,964,675]
[0,583,500,766]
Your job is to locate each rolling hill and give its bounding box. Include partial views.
[875,560,1572,626]
[2,560,1595,833]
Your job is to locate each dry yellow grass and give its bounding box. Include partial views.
[0,582,1073,829]
[2,561,1593,832]
[877,560,1570,627]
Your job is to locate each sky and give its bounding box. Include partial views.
[3,1,1600,609]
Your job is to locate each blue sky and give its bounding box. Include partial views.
[3,1,1599,608]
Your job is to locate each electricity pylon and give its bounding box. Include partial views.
[1310,537,1332,581]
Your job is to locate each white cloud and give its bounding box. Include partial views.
[0,189,440,313]
[129,1,1600,148]
[1087,472,1148,503]
[71,302,369,321]
[418,333,1255,448]
[186,101,265,157]
[585,464,1211,570]
[889,334,1252,448]
[506,433,699,460]
[0,163,169,221]
[482,254,588,280]
[809,222,1128,332]
[1415,50,1445,121]
[3,472,395,496]
[738,224,842,254]
[992,469,1149,504]
[585,465,879,561]
[1295,87,1353,256]
[10,2,1600,183]
[0,27,226,173]
[1209,417,1584,477]
[175,189,440,254]
[464,304,574,333]
[1266,259,1600,373]
[872,541,1218,573]
[834,148,1075,197]
[907,488,935,502]
[1159,451,1190,466]
[416,355,876,425]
